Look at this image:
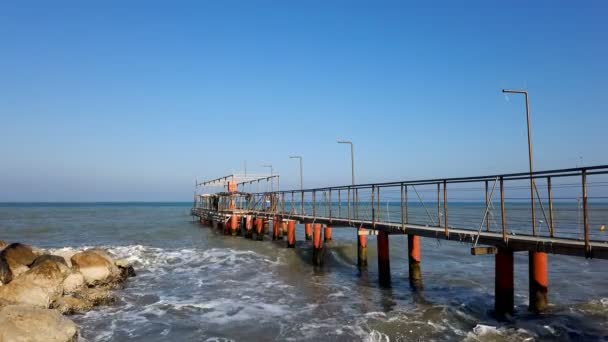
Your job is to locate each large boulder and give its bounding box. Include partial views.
[0,240,7,250]
[0,243,37,267]
[0,259,69,308]
[0,256,12,285]
[0,304,78,342]
[62,272,85,294]
[71,250,120,286]
[115,258,136,279]
[51,249,79,268]
[31,255,68,269]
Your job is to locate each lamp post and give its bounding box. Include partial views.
[289,156,303,190]
[502,89,536,235]
[261,164,274,192]
[337,141,355,185]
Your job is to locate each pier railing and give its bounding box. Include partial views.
[200,166,608,252]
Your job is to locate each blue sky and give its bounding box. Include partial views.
[1,1,607,201]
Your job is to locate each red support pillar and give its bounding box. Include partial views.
[255,218,264,241]
[312,223,324,266]
[358,228,368,268]
[408,235,422,289]
[278,221,286,240]
[286,220,296,248]
[263,219,270,235]
[245,215,253,239]
[324,225,332,242]
[377,231,390,286]
[305,223,312,240]
[529,251,548,312]
[495,248,514,317]
[230,215,238,236]
[272,218,281,240]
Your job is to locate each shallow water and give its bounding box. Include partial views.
[1,203,607,341]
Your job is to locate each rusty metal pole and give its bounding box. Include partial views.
[495,248,514,317]
[437,183,441,227]
[312,223,324,266]
[443,180,448,237]
[485,180,490,232]
[286,220,296,248]
[408,234,422,290]
[377,230,391,287]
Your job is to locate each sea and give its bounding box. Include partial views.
[0,202,607,341]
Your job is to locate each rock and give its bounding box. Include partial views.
[71,250,120,286]
[0,304,78,342]
[0,259,69,308]
[52,296,93,315]
[31,254,68,269]
[62,272,85,294]
[5,257,29,278]
[77,287,116,306]
[0,240,7,250]
[115,258,136,279]
[52,249,79,268]
[0,256,12,285]
[0,243,37,267]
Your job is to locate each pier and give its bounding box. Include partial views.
[192,165,608,317]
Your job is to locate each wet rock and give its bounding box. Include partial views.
[0,304,78,342]
[62,272,85,294]
[0,260,69,308]
[52,296,93,315]
[71,250,120,286]
[0,256,12,285]
[0,240,7,250]
[77,287,116,306]
[115,258,136,279]
[0,243,37,267]
[31,254,68,268]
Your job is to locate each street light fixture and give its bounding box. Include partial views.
[502,89,536,235]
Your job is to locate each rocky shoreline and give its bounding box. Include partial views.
[0,240,135,341]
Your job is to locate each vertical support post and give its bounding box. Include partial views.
[338,190,341,218]
[547,176,555,238]
[408,234,422,289]
[347,187,351,222]
[582,169,590,255]
[324,225,332,242]
[279,221,286,239]
[529,251,548,312]
[263,218,269,235]
[485,180,490,232]
[245,215,253,239]
[495,248,514,317]
[437,183,441,227]
[312,223,324,266]
[357,227,367,268]
[501,176,507,242]
[377,186,381,222]
[312,190,316,218]
[329,189,332,220]
[255,217,264,241]
[401,183,405,230]
[304,223,312,241]
[301,191,304,216]
[443,180,448,237]
[272,217,280,240]
[371,185,376,227]
[286,220,296,248]
[230,214,239,236]
[377,231,391,287]
[405,185,409,224]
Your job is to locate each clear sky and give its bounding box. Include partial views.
[1,1,607,201]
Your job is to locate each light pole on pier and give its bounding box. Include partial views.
[261,164,274,192]
[502,89,536,236]
[289,156,303,190]
[337,140,355,185]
